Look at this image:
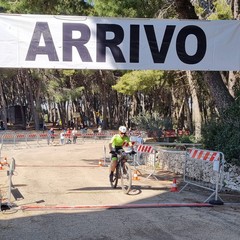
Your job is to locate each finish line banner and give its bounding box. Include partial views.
[0,14,240,70]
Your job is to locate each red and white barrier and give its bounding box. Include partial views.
[2,134,14,139]
[0,131,133,149]
[27,134,37,138]
[16,134,25,139]
[39,133,48,138]
[137,144,153,153]
[135,144,158,180]
[122,141,136,148]
[180,148,225,203]
[187,149,220,162]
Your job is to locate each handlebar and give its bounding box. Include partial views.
[109,150,136,155]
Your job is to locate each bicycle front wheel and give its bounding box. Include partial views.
[120,162,132,194]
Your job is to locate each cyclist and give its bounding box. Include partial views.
[109,126,133,182]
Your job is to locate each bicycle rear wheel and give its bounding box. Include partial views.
[120,162,132,194]
[110,165,119,188]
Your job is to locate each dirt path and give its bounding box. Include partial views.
[1,142,240,240]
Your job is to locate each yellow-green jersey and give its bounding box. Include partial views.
[110,134,131,148]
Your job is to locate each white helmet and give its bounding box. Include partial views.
[119,126,127,133]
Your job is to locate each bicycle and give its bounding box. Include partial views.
[110,149,136,194]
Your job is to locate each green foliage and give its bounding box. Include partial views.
[47,70,84,103]
[112,70,164,95]
[202,98,240,165]
[0,0,93,15]
[90,0,165,18]
[132,111,171,129]
[193,0,232,20]
[194,4,205,18]
[207,0,232,20]
[131,111,172,141]
[62,70,75,77]
[176,135,195,143]
[0,0,11,12]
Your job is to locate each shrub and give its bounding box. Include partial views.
[202,98,240,166]
[131,112,172,141]
[176,135,195,144]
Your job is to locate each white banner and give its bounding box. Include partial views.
[0,14,240,70]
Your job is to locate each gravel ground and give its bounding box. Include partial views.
[0,141,240,240]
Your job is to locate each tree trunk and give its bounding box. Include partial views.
[174,0,198,19]
[174,0,234,114]
[57,102,67,129]
[16,71,27,128]
[202,71,234,113]
[0,79,8,130]
[186,71,201,140]
[99,70,108,130]
[228,71,236,97]
[25,69,40,130]
[233,0,239,19]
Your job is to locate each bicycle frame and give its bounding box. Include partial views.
[110,149,133,194]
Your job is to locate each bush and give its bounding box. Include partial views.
[202,98,240,166]
[131,112,172,141]
[176,135,195,143]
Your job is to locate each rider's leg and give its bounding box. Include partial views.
[109,154,117,182]
[110,159,117,172]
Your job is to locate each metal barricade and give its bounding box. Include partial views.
[157,149,185,174]
[135,144,158,180]
[0,131,124,150]
[14,133,26,149]
[103,145,110,166]
[77,132,113,143]
[0,157,24,211]
[26,133,39,147]
[7,158,16,205]
[1,133,15,149]
[179,148,225,203]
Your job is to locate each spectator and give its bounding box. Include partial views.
[48,128,55,145]
[72,127,77,144]
[60,130,65,145]
[66,128,72,144]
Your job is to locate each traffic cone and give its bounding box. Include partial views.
[98,159,103,167]
[133,170,139,180]
[170,178,178,192]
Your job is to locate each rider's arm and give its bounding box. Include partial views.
[109,135,116,152]
[125,136,134,150]
[127,140,136,154]
[130,142,134,151]
[109,142,113,152]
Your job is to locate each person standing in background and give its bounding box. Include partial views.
[72,127,77,144]
[60,130,65,145]
[48,128,55,145]
[66,128,72,144]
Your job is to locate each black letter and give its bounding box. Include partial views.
[97,24,125,62]
[26,22,58,61]
[130,25,140,63]
[144,25,175,63]
[176,26,207,64]
[63,23,92,62]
